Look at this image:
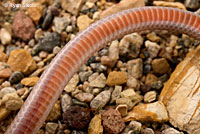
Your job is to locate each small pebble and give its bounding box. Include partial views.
[42,11,53,29]
[90,90,111,109]
[146,32,160,42]
[46,101,61,121]
[64,74,79,93]
[61,94,72,113]
[144,91,157,103]
[0,87,16,98]
[12,11,36,41]
[0,28,11,45]
[141,128,154,134]
[34,28,44,41]
[127,59,143,78]
[45,122,58,134]
[102,108,125,134]
[108,40,119,66]
[74,92,94,103]
[145,73,158,86]
[152,58,170,75]
[145,40,161,58]
[1,81,11,88]
[89,73,106,88]
[90,63,107,72]
[88,114,103,134]
[120,89,137,101]
[79,71,93,82]
[21,77,39,86]
[106,71,127,86]
[162,127,182,134]
[116,97,134,110]
[2,93,24,111]
[77,15,93,31]
[119,33,143,58]
[63,105,91,130]
[53,46,61,54]
[53,17,71,33]
[126,76,140,90]
[110,85,122,104]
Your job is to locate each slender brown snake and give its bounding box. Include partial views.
[5,6,200,134]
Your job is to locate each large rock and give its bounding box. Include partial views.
[7,49,37,75]
[159,46,200,134]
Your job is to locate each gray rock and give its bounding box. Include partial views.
[6,45,18,56]
[119,33,143,58]
[33,32,61,53]
[90,90,111,109]
[9,71,24,84]
[53,17,71,33]
[127,59,143,78]
[61,94,72,113]
[79,71,93,82]
[45,122,58,134]
[89,73,106,88]
[110,85,122,104]
[75,92,94,103]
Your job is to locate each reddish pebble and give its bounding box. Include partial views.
[0,68,12,78]
[12,11,36,41]
[102,108,125,134]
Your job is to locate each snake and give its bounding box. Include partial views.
[5,6,200,134]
